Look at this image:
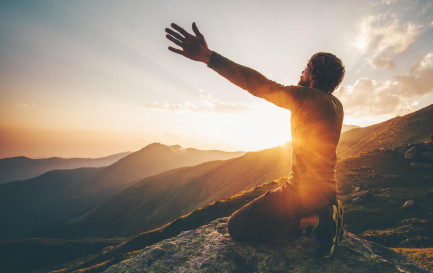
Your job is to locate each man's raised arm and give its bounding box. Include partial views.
[165,23,303,110]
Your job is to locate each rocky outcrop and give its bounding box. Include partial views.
[104,218,431,273]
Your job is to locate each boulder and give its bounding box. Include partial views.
[402,200,415,209]
[405,146,420,160]
[104,218,431,273]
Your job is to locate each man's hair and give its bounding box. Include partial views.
[307,52,345,93]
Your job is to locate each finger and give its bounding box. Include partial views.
[192,22,203,38]
[168,46,184,55]
[171,23,190,37]
[166,34,183,47]
[165,28,185,41]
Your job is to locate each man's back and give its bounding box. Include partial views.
[289,87,344,194]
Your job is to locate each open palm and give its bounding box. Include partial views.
[165,22,212,63]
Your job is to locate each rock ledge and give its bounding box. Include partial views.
[105,218,431,273]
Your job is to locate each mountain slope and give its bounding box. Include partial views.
[38,144,292,239]
[0,167,104,240]
[338,104,433,158]
[0,152,131,184]
[0,143,244,240]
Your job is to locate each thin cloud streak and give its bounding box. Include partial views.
[144,90,255,113]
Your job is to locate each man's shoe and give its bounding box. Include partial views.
[313,200,344,258]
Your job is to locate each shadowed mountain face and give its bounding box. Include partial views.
[0,143,244,240]
[0,167,104,240]
[35,144,292,239]
[338,104,433,159]
[0,152,131,184]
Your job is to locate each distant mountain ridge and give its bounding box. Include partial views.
[0,144,244,240]
[34,144,292,239]
[0,152,131,184]
[79,143,245,198]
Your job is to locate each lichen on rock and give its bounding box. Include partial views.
[104,218,431,273]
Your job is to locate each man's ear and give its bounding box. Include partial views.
[308,71,316,88]
[309,79,316,89]
[309,69,319,88]
[310,68,319,80]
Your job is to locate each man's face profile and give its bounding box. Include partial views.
[298,62,312,87]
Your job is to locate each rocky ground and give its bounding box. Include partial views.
[104,218,431,273]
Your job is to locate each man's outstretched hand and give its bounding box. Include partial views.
[165,22,212,64]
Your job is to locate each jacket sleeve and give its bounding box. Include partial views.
[207,51,307,111]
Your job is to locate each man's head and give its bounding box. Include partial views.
[298,52,345,93]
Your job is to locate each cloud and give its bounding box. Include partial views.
[382,0,398,5]
[393,52,433,97]
[355,14,421,69]
[335,52,433,116]
[14,102,36,107]
[144,90,255,113]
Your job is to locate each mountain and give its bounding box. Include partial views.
[0,152,131,184]
[12,136,433,272]
[4,105,433,272]
[41,104,433,240]
[0,143,244,240]
[341,124,360,132]
[34,144,292,239]
[102,218,430,273]
[77,143,245,199]
[338,104,433,159]
[47,151,433,273]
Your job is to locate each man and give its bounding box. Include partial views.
[165,22,345,258]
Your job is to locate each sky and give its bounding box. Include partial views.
[1,0,432,158]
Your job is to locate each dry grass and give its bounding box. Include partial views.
[392,247,433,271]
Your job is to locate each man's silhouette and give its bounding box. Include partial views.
[165,22,345,258]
